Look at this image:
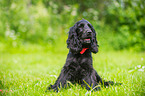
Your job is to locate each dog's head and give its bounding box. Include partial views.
[67,19,99,54]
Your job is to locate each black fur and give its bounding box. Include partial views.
[46,19,114,92]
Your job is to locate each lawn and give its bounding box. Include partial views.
[0,43,145,96]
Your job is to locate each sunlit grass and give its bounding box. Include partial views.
[0,43,145,96]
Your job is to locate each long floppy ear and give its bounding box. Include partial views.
[90,24,99,53]
[67,23,82,54]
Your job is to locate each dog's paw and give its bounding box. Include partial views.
[93,86,101,91]
[45,85,59,92]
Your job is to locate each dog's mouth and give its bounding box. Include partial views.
[84,38,91,44]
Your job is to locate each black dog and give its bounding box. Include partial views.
[46,19,114,92]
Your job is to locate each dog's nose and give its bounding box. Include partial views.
[86,31,92,35]
[87,31,92,34]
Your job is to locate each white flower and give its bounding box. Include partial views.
[138,69,144,72]
[142,66,145,69]
[137,65,141,68]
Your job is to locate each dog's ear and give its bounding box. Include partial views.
[67,23,82,54]
[90,24,99,53]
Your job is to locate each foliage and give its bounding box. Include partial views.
[0,0,145,51]
[0,0,78,46]
[105,0,145,50]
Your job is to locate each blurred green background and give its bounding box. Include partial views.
[0,0,145,51]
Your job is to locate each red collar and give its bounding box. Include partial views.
[80,48,89,54]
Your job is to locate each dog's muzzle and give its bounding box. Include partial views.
[84,39,91,44]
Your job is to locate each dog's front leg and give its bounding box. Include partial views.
[46,68,71,92]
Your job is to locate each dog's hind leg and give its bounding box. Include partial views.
[81,71,101,91]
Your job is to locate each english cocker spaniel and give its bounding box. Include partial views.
[46,19,114,92]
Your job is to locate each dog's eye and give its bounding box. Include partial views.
[76,28,83,35]
[87,24,91,28]
[79,24,84,28]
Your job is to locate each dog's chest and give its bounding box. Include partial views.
[70,56,92,74]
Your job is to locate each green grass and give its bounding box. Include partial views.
[0,43,145,96]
